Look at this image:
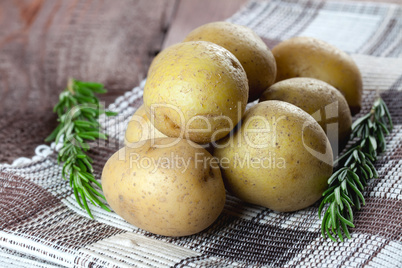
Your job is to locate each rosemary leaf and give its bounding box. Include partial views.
[318,97,392,241]
[45,78,117,218]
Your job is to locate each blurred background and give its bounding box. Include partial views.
[0,0,400,163]
[0,0,246,163]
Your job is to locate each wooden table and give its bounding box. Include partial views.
[0,0,247,163]
[1,1,401,267]
[0,0,399,163]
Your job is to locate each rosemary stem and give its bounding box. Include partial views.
[319,97,392,241]
[46,79,117,218]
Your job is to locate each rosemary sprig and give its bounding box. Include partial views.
[318,97,393,242]
[46,78,117,218]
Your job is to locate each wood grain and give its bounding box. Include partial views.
[0,0,177,163]
[3,0,397,164]
[163,0,248,49]
[0,0,248,164]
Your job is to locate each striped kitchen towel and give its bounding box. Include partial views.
[1,0,401,267]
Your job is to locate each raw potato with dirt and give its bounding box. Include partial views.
[102,138,226,237]
[214,100,333,212]
[272,36,363,114]
[143,40,249,144]
[125,104,167,145]
[259,77,352,156]
[183,21,277,102]
[101,22,368,236]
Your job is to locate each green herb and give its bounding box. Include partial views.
[45,78,117,218]
[318,97,392,242]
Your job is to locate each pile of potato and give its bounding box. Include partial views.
[101,22,362,236]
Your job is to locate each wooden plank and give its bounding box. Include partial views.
[1,0,399,164]
[0,0,176,163]
[162,0,248,49]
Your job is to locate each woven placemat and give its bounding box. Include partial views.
[1,0,401,267]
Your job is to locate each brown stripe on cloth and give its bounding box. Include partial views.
[363,147,402,212]
[362,239,393,267]
[348,75,402,126]
[351,87,401,129]
[2,204,125,251]
[1,156,75,202]
[381,86,402,125]
[0,138,126,259]
[85,136,122,178]
[388,73,402,91]
[261,37,281,50]
[340,195,402,267]
[386,34,402,57]
[172,254,209,268]
[344,85,402,240]
[172,254,249,267]
[0,173,125,252]
[352,90,379,120]
[228,0,326,42]
[201,216,318,266]
[381,142,402,162]
[1,136,121,202]
[0,245,67,267]
[366,18,399,57]
[276,0,325,38]
[0,172,60,230]
[0,0,400,266]
[353,197,402,241]
[147,213,319,267]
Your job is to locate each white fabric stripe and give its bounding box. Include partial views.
[381,125,402,159]
[286,234,390,268]
[102,81,144,144]
[0,249,64,268]
[368,241,402,268]
[368,159,402,200]
[228,1,273,30]
[382,33,402,57]
[299,9,382,53]
[0,80,144,169]
[0,231,73,267]
[224,194,264,220]
[0,1,401,267]
[60,195,137,232]
[229,0,402,56]
[352,55,402,91]
[359,5,398,54]
[78,232,201,268]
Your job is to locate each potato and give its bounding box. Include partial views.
[143,41,248,144]
[124,104,166,145]
[214,101,333,212]
[272,36,363,114]
[259,77,352,156]
[101,137,226,237]
[184,21,277,102]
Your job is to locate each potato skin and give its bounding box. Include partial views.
[143,41,248,144]
[272,36,362,114]
[214,101,333,212]
[259,77,352,155]
[101,138,226,237]
[124,104,166,145]
[184,21,277,102]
